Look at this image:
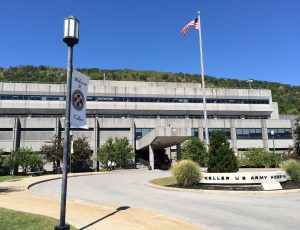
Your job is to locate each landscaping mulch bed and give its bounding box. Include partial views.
[168,181,300,191]
[169,183,262,191]
[281,181,300,190]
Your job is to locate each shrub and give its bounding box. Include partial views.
[3,148,44,174]
[181,137,208,165]
[239,148,282,168]
[282,160,300,181]
[171,160,200,187]
[208,131,238,172]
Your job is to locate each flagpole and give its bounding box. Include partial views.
[197,10,209,152]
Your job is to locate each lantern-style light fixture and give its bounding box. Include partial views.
[270,130,275,136]
[63,16,79,47]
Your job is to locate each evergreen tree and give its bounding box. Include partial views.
[208,131,238,172]
[181,137,208,165]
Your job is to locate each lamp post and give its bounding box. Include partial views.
[13,155,16,179]
[55,16,79,230]
[270,129,276,167]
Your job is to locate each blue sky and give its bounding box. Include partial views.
[0,0,299,85]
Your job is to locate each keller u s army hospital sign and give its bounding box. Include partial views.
[200,171,287,184]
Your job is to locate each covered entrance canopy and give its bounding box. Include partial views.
[136,127,191,169]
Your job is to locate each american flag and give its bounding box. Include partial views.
[181,18,199,36]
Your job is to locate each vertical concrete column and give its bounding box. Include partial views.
[149,145,154,170]
[199,127,204,141]
[130,119,136,162]
[12,118,21,151]
[176,144,181,160]
[230,120,237,153]
[165,147,171,158]
[93,118,99,171]
[261,119,269,151]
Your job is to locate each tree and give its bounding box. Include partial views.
[294,117,300,156]
[208,131,238,173]
[181,137,208,165]
[97,137,134,169]
[114,137,134,168]
[40,135,63,171]
[97,137,115,169]
[71,136,93,172]
[3,147,43,174]
[3,151,17,174]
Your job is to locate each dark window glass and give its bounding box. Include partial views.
[191,128,199,137]
[135,128,153,140]
[236,128,262,139]
[268,128,292,139]
[205,128,231,139]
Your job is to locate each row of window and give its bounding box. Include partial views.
[0,127,293,141]
[0,114,270,120]
[191,128,292,140]
[0,94,269,105]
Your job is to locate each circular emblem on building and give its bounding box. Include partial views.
[71,89,85,111]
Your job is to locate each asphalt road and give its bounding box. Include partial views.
[30,170,300,230]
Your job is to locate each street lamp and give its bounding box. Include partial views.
[270,129,276,167]
[55,16,79,230]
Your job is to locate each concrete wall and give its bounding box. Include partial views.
[0,117,293,153]
[0,81,275,117]
[0,80,293,162]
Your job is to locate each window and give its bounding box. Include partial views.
[135,128,153,140]
[191,128,199,137]
[204,128,231,139]
[0,94,269,105]
[236,128,262,139]
[268,128,292,139]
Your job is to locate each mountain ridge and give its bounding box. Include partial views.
[0,65,299,115]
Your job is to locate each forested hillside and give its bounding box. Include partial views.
[0,65,299,115]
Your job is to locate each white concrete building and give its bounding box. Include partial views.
[0,80,294,170]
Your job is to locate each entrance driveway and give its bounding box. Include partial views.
[30,170,300,230]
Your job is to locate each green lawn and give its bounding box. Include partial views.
[0,207,76,230]
[151,177,177,186]
[0,175,28,183]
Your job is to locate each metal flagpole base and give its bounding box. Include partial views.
[54,225,70,230]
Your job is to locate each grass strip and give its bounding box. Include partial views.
[0,207,76,230]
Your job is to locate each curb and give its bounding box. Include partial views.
[26,169,148,190]
[27,171,110,190]
[145,178,300,195]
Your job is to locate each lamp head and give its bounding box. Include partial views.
[63,16,79,46]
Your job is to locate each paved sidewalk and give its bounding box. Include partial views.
[0,173,201,230]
